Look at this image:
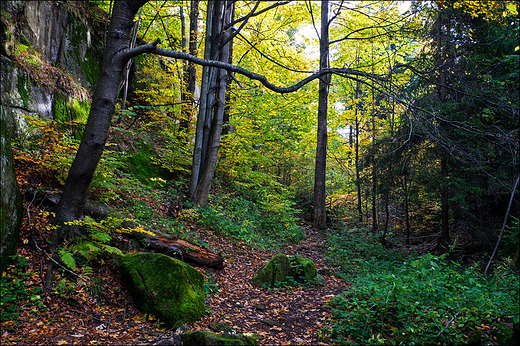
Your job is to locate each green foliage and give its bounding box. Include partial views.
[500,216,520,269]
[203,273,219,295]
[17,73,29,108]
[198,181,304,248]
[123,138,170,188]
[0,255,45,327]
[12,115,78,185]
[325,229,405,280]
[57,216,124,271]
[325,230,520,345]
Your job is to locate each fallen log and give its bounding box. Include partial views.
[144,237,224,269]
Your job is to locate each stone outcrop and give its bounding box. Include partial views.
[0,0,104,138]
[251,253,317,287]
[0,107,23,272]
[118,253,205,328]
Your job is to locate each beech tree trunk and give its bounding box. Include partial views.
[313,0,330,229]
[190,1,215,198]
[53,0,147,238]
[179,0,199,138]
[191,0,233,206]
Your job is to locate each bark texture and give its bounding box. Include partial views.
[54,0,147,234]
[313,0,330,229]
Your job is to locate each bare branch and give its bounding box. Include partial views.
[225,1,290,29]
[127,43,387,93]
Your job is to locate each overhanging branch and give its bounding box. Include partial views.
[122,40,388,93]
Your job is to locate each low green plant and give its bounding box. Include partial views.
[325,232,520,345]
[199,185,304,249]
[55,216,124,271]
[0,255,46,326]
[203,273,219,295]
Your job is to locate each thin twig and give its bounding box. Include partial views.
[32,237,80,278]
[485,174,520,275]
[437,311,460,337]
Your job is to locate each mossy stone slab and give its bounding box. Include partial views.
[181,330,258,346]
[290,256,317,281]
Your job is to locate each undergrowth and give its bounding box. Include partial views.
[0,255,46,328]
[196,180,305,249]
[323,229,520,345]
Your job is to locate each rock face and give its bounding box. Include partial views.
[118,253,205,328]
[0,0,103,138]
[251,253,317,287]
[0,107,23,272]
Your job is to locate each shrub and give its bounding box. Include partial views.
[325,231,520,345]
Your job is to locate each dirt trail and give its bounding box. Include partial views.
[195,227,350,345]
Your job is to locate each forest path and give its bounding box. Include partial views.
[1,197,349,346]
[194,226,350,345]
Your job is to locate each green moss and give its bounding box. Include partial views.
[251,253,292,287]
[53,93,68,123]
[17,73,29,108]
[181,330,258,346]
[124,139,170,188]
[69,15,100,86]
[251,254,317,287]
[82,46,100,86]
[70,98,90,123]
[53,93,89,139]
[118,253,205,327]
[290,256,317,281]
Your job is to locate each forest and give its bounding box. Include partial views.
[1,0,519,345]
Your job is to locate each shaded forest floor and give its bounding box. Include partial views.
[1,192,347,345]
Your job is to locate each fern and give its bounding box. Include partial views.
[57,216,125,272]
[59,250,77,271]
[99,243,123,257]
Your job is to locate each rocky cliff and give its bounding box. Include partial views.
[0,0,106,269]
[1,0,105,137]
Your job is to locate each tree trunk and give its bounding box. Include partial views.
[190,1,215,198]
[48,0,148,295]
[355,113,362,223]
[179,0,199,138]
[371,89,377,234]
[404,172,411,245]
[438,157,451,251]
[54,0,147,237]
[192,0,233,206]
[313,0,330,229]
[435,11,452,253]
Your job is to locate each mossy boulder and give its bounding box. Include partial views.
[290,256,318,281]
[0,108,23,272]
[181,330,258,346]
[118,253,205,328]
[251,253,317,287]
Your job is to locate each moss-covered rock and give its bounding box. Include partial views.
[290,256,317,281]
[251,253,317,287]
[181,330,258,346]
[118,253,205,328]
[0,107,23,272]
[251,253,292,287]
